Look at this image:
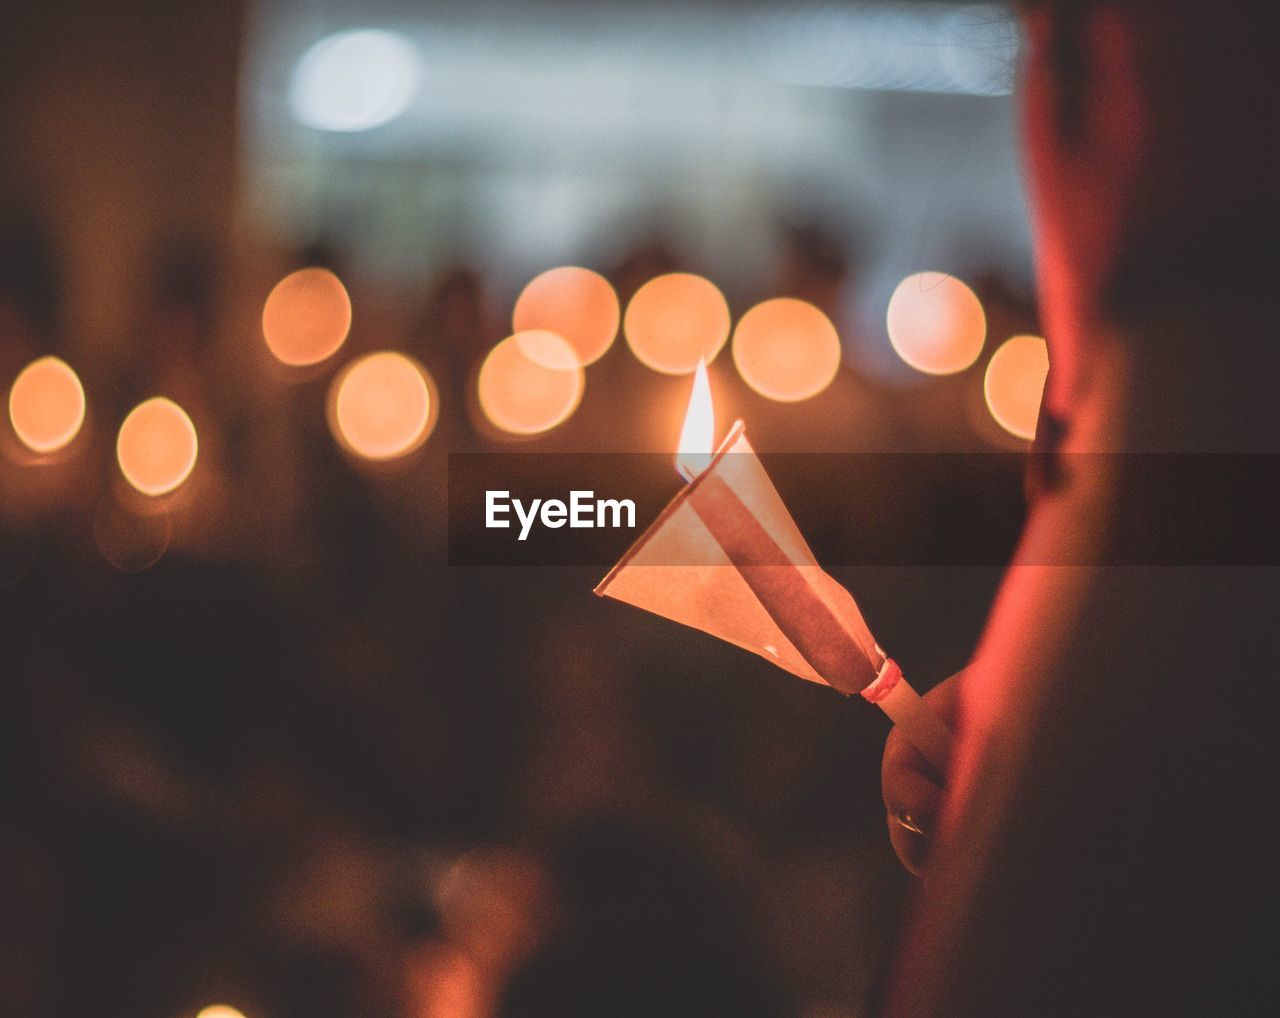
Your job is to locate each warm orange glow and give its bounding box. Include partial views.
[984,334,1049,440]
[623,273,731,375]
[195,1007,248,1018]
[512,266,619,367]
[676,359,715,481]
[262,267,352,366]
[731,298,841,402]
[330,351,435,461]
[886,272,986,375]
[116,397,198,496]
[514,329,582,372]
[8,356,86,454]
[478,331,584,436]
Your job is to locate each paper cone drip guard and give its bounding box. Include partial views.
[595,421,884,695]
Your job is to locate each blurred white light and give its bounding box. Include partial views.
[289,29,420,132]
[751,2,1018,97]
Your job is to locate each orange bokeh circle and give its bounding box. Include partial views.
[887,271,986,375]
[8,356,86,454]
[117,397,198,496]
[262,267,352,366]
[984,334,1050,440]
[477,331,584,436]
[513,266,619,367]
[732,298,842,402]
[623,273,730,375]
[329,351,435,461]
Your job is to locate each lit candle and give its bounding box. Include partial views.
[599,360,953,771]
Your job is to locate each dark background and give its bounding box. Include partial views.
[2,2,1040,1015]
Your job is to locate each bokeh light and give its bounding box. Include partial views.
[886,271,986,375]
[623,273,731,375]
[513,266,619,367]
[289,29,420,132]
[478,331,585,436]
[8,356,86,454]
[195,1007,247,1018]
[262,267,352,367]
[732,297,842,402]
[984,334,1049,440]
[116,397,199,497]
[329,351,435,461]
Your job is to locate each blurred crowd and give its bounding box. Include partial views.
[2,201,1033,1016]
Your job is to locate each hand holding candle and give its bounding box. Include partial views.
[596,361,954,771]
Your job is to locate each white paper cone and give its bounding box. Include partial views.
[595,422,884,694]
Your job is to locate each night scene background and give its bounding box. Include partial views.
[1,2,1045,1015]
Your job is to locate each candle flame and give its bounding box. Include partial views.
[676,358,714,481]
